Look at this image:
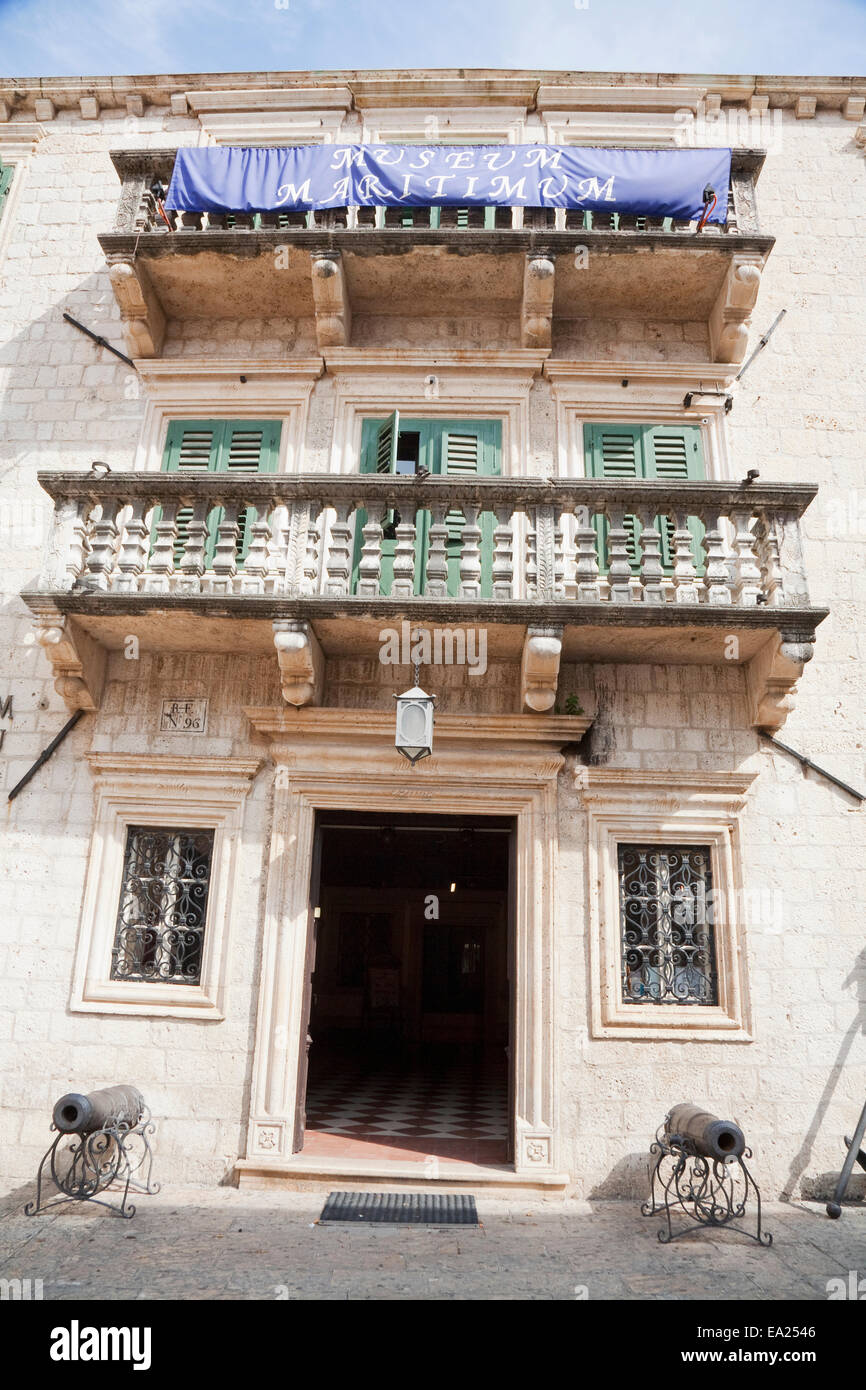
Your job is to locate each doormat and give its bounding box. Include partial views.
[318,1191,479,1225]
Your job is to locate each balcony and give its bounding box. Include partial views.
[25,471,825,731]
[99,149,773,361]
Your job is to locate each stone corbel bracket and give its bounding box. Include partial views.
[709,253,764,364]
[106,256,166,358]
[32,605,106,712]
[310,251,352,349]
[521,254,555,350]
[746,629,815,732]
[273,619,324,707]
[521,624,562,713]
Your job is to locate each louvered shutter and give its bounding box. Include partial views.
[645,425,705,573]
[584,423,642,572]
[438,421,500,598]
[162,420,221,565]
[159,420,280,569]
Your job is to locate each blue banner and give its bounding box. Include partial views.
[165,145,731,224]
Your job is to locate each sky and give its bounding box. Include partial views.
[0,0,864,78]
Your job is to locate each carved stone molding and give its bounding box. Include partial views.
[273,619,324,708]
[521,625,563,713]
[521,254,555,349]
[709,254,764,364]
[32,604,106,711]
[310,251,352,349]
[746,630,815,732]
[106,257,166,358]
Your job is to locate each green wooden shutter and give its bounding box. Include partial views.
[437,421,501,597]
[584,422,704,576]
[645,425,705,572]
[584,423,642,571]
[159,419,280,568]
[0,160,13,224]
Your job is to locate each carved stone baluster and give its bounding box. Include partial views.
[302,504,322,595]
[573,506,601,602]
[730,508,762,607]
[459,504,482,599]
[525,511,539,599]
[66,498,90,586]
[671,510,700,604]
[753,511,784,608]
[391,518,417,599]
[637,510,665,604]
[114,498,150,594]
[241,513,271,594]
[325,502,353,596]
[47,496,89,589]
[267,503,291,595]
[530,505,557,600]
[357,510,384,596]
[84,500,121,591]
[777,508,810,605]
[605,504,633,603]
[424,502,449,598]
[207,501,239,595]
[142,500,178,593]
[491,507,514,599]
[176,499,210,593]
[553,511,565,598]
[703,511,733,605]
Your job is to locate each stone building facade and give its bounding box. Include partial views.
[0,69,864,1196]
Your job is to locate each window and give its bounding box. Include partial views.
[351,414,501,596]
[0,159,12,224]
[618,844,717,1005]
[111,826,215,986]
[583,771,754,1041]
[584,422,705,573]
[160,418,281,567]
[70,755,260,1020]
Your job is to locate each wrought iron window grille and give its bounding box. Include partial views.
[110,826,215,985]
[618,844,718,1005]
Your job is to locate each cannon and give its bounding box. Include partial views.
[26,1085,157,1219]
[52,1085,145,1136]
[644,1103,770,1245]
[664,1103,746,1161]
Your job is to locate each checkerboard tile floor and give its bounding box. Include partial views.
[302,1046,509,1164]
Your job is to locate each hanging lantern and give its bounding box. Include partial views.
[394,684,435,765]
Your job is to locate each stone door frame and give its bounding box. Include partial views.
[241,708,570,1177]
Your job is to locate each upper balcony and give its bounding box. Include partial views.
[99,148,773,362]
[24,470,825,733]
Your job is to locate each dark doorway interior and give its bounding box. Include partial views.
[301,811,513,1165]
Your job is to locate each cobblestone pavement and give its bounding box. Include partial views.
[1,1183,864,1300]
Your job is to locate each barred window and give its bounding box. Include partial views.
[618,844,717,1005]
[111,827,215,986]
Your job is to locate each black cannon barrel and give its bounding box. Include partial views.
[52,1085,145,1135]
[664,1103,746,1161]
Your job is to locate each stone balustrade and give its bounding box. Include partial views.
[107,148,764,238]
[35,472,816,610]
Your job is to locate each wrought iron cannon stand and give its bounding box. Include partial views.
[25,1106,159,1219]
[642,1124,772,1246]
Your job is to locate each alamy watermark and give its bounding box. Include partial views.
[379,622,487,677]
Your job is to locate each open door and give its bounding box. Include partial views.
[293,818,323,1153]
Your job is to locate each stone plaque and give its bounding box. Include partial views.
[159,698,208,734]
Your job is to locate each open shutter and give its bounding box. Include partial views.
[645,425,705,573]
[351,415,400,594]
[375,411,400,474]
[584,423,642,572]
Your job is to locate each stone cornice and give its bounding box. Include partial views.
[244,707,593,744]
[322,348,549,378]
[2,70,865,119]
[87,754,263,783]
[545,359,737,386]
[135,357,324,385]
